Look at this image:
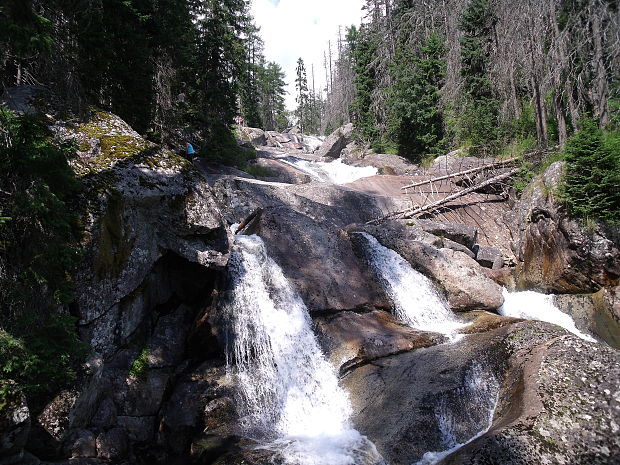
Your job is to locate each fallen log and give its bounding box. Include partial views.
[235,207,263,235]
[400,157,519,190]
[369,168,520,225]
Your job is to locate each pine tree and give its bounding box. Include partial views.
[348,25,379,146]
[563,119,620,222]
[295,58,310,132]
[259,62,287,131]
[387,33,446,162]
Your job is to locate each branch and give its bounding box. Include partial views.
[400,157,519,190]
[368,168,520,225]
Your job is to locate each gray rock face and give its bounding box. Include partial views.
[210,176,395,313]
[95,428,128,461]
[442,327,620,465]
[511,162,620,293]
[351,222,504,312]
[473,244,504,269]
[315,123,353,159]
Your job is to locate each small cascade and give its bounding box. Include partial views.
[222,234,384,465]
[357,232,465,336]
[416,364,500,465]
[498,289,596,342]
[282,157,378,184]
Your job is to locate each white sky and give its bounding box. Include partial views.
[250,0,365,110]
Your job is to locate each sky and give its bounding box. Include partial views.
[250,0,365,110]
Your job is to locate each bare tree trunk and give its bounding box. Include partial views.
[554,91,568,146]
[591,11,609,127]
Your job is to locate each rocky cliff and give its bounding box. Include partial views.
[2,108,619,465]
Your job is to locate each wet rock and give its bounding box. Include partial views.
[343,324,509,464]
[442,327,620,465]
[553,288,620,349]
[315,310,443,374]
[210,176,395,313]
[148,304,193,368]
[158,364,234,456]
[473,244,504,269]
[511,162,620,293]
[315,123,353,159]
[62,429,97,458]
[0,383,30,460]
[95,428,128,461]
[352,223,504,312]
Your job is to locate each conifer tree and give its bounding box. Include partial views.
[295,58,310,132]
[459,0,499,154]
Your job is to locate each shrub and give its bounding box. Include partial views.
[129,348,150,379]
[562,119,620,223]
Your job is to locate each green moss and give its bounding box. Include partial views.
[242,164,274,178]
[129,348,150,379]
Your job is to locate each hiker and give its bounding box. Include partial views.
[185,141,195,158]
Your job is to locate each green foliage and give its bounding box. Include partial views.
[348,25,379,145]
[258,62,288,131]
[387,33,447,163]
[0,108,85,406]
[458,0,500,155]
[562,119,620,222]
[129,348,150,379]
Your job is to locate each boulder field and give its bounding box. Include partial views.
[2,111,618,465]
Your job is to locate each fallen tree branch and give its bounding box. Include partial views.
[400,157,519,190]
[235,207,263,235]
[368,168,520,224]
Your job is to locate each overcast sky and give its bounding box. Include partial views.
[250,0,365,110]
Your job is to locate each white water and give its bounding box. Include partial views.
[223,234,384,465]
[357,232,465,336]
[416,364,499,465]
[498,289,596,342]
[282,157,378,184]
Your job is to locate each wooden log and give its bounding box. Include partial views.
[235,208,263,235]
[400,157,519,190]
[368,168,520,225]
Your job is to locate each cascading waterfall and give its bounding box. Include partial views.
[222,234,385,465]
[357,232,465,336]
[416,364,500,465]
[498,288,596,342]
[282,157,378,184]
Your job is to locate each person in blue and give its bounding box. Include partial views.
[185,141,195,158]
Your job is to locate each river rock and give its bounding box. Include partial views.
[511,161,620,293]
[315,123,353,159]
[442,325,620,465]
[235,126,266,147]
[315,310,443,374]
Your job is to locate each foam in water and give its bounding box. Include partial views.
[223,234,384,465]
[498,288,596,342]
[357,232,465,336]
[416,364,499,465]
[282,157,378,184]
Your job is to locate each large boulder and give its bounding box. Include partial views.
[343,318,620,465]
[315,310,443,374]
[209,176,401,313]
[315,123,353,159]
[511,162,620,293]
[351,222,504,312]
[443,325,620,465]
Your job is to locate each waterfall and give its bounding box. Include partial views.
[357,232,465,336]
[222,234,385,465]
[282,157,378,184]
[498,289,596,342]
[416,363,500,465]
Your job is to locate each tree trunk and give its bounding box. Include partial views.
[591,11,609,127]
[554,91,568,146]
